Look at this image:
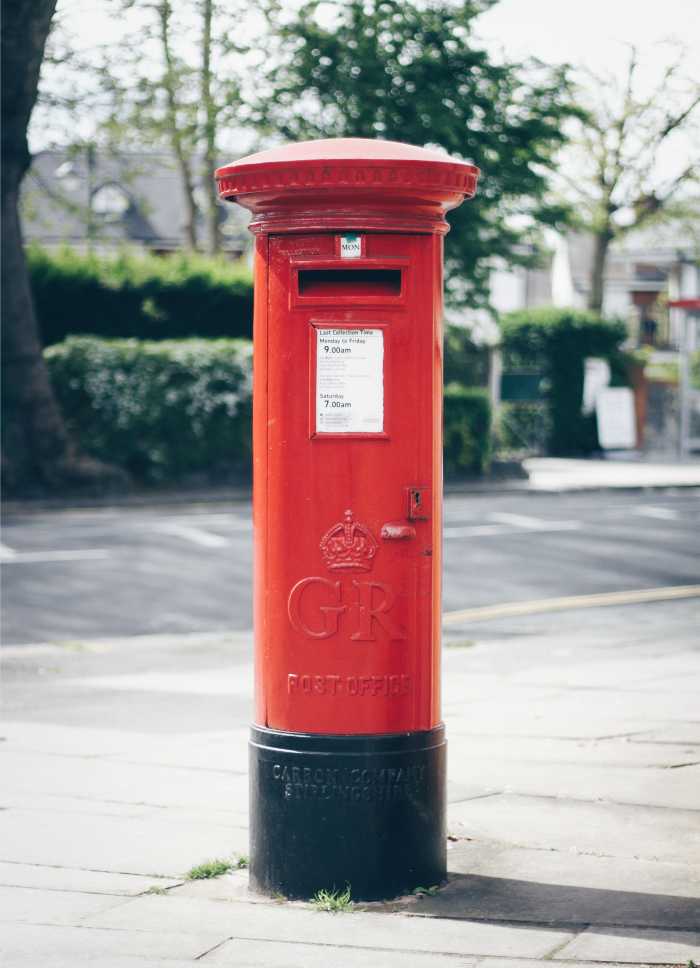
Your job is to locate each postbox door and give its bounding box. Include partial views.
[261,231,441,735]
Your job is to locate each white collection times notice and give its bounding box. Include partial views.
[316,328,384,433]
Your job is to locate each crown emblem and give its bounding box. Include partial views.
[320,510,377,572]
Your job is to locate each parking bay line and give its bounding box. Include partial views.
[444,520,581,538]
[443,584,700,625]
[155,521,231,548]
[0,548,111,564]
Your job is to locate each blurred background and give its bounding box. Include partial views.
[2,0,699,501]
[1,0,699,648]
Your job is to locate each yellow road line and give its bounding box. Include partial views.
[443,584,700,626]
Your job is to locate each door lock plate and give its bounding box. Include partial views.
[406,486,431,521]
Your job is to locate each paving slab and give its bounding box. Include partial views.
[632,724,700,745]
[447,758,700,810]
[1,720,250,773]
[389,872,700,931]
[202,937,479,966]
[448,794,700,864]
[0,922,222,967]
[0,807,247,876]
[557,925,700,963]
[0,884,133,925]
[1,750,246,811]
[448,734,700,768]
[445,842,700,901]
[0,861,183,895]
[85,894,575,959]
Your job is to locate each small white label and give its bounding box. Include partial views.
[340,234,362,259]
[596,387,637,449]
[316,328,384,433]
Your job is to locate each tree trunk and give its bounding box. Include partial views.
[201,0,222,255]
[587,227,613,315]
[159,0,199,250]
[1,0,125,493]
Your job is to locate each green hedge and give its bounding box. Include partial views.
[443,325,489,387]
[443,384,491,478]
[29,246,254,345]
[500,308,627,455]
[45,336,492,485]
[45,337,252,483]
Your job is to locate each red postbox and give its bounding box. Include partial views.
[216,139,478,899]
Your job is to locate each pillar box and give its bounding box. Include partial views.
[216,139,479,900]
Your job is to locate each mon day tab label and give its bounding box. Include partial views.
[340,234,362,258]
[316,328,383,434]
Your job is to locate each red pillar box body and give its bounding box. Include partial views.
[216,139,478,900]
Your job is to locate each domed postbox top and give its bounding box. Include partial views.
[215,138,479,235]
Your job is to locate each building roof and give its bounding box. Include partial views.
[21,149,250,251]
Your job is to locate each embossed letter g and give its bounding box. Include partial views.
[288,577,346,639]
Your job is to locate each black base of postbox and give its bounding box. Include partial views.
[248,724,446,901]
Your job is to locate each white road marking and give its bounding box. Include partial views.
[443,584,700,625]
[156,522,230,548]
[489,511,551,528]
[444,519,581,539]
[0,549,111,564]
[633,505,680,521]
[0,543,17,560]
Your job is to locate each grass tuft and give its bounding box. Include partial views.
[311,885,353,912]
[186,858,234,880]
[412,884,440,896]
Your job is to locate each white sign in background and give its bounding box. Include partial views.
[316,328,384,433]
[596,387,637,449]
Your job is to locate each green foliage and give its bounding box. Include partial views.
[45,337,252,483]
[28,246,254,345]
[311,885,353,912]
[497,402,551,455]
[443,384,491,477]
[500,308,627,455]
[186,858,236,880]
[257,0,578,306]
[443,326,489,387]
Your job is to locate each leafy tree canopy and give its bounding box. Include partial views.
[256,0,579,307]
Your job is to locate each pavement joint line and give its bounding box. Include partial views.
[443,584,700,625]
[0,859,182,879]
[194,936,233,961]
[450,789,700,813]
[187,932,578,960]
[543,930,588,961]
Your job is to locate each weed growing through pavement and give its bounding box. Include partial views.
[185,854,248,879]
[311,885,353,912]
[186,858,234,880]
[144,885,169,895]
[412,885,440,896]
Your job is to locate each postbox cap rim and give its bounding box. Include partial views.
[216,137,479,176]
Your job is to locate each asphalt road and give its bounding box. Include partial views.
[2,490,699,646]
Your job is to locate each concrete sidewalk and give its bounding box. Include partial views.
[2,600,700,967]
[523,457,700,493]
